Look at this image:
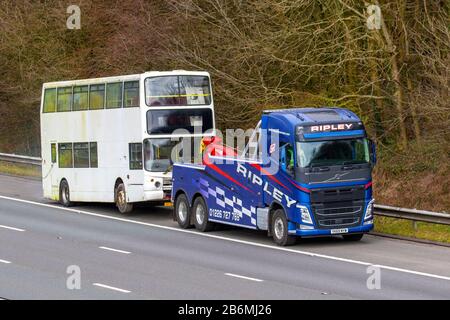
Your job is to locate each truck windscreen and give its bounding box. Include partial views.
[296,138,369,168]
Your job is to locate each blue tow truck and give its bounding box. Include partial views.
[171,108,376,246]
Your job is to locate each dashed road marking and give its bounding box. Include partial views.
[225,273,263,282]
[0,224,25,232]
[99,246,131,254]
[92,283,131,293]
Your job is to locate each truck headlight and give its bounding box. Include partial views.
[298,205,313,224]
[365,199,375,220]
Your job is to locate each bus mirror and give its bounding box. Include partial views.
[369,139,377,166]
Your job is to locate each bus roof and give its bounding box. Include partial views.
[42,70,210,88]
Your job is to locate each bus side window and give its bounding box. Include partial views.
[43,88,57,113]
[73,85,89,111]
[106,82,123,109]
[90,142,98,168]
[51,143,57,164]
[89,84,105,110]
[124,81,139,108]
[57,87,73,112]
[58,143,73,168]
[129,143,143,170]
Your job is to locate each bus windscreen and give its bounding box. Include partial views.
[145,75,211,106]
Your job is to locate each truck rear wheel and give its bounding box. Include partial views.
[193,196,214,232]
[59,180,73,207]
[272,209,296,246]
[175,194,192,229]
[342,233,364,241]
[115,183,133,214]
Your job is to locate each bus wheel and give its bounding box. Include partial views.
[192,196,214,232]
[115,183,133,214]
[59,180,73,207]
[343,234,364,241]
[175,194,192,229]
[272,209,296,246]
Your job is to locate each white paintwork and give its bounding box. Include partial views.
[40,71,214,204]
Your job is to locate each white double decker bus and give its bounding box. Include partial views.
[40,70,215,213]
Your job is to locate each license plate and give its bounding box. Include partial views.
[163,202,173,207]
[331,228,348,234]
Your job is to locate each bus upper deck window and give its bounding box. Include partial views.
[124,81,139,107]
[43,88,57,113]
[89,84,105,110]
[57,87,72,112]
[73,86,89,111]
[106,82,123,109]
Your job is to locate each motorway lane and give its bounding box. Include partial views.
[0,197,450,299]
[0,174,450,299]
[1,174,450,277]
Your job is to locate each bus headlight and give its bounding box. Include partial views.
[298,205,313,224]
[365,199,375,220]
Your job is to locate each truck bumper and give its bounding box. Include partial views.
[289,221,374,237]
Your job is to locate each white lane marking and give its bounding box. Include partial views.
[0,224,25,232]
[225,273,263,282]
[0,259,11,264]
[92,283,131,293]
[99,246,131,254]
[1,195,450,282]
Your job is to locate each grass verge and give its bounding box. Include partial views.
[0,161,41,178]
[374,216,450,244]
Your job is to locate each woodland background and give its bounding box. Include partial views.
[0,0,448,211]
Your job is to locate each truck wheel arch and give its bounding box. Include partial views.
[268,202,285,237]
[173,190,188,221]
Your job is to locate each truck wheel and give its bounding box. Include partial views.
[115,183,133,214]
[193,196,214,232]
[175,194,192,229]
[59,180,73,207]
[272,209,296,246]
[342,234,364,241]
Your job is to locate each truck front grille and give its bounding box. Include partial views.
[310,186,365,230]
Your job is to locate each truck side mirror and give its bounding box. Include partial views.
[369,139,376,166]
[280,147,287,171]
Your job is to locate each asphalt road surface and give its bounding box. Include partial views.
[0,174,449,299]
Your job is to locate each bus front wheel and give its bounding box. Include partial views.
[115,183,133,214]
[59,180,73,207]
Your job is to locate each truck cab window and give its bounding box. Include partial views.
[280,143,294,176]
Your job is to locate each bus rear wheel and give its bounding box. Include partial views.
[59,180,73,207]
[271,209,296,246]
[115,183,133,214]
[192,196,214,232]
